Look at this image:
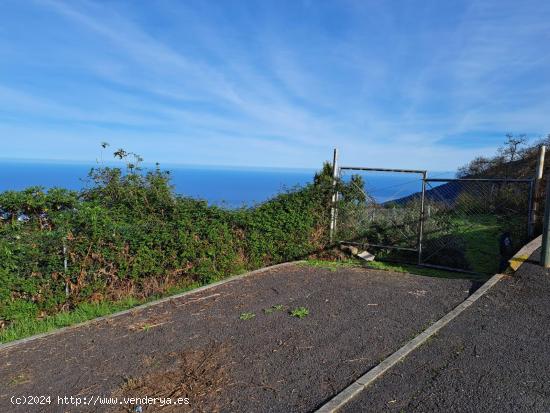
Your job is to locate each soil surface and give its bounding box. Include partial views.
[0,263,474,413]
[343,249,550,413]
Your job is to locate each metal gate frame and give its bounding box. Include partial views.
[331,164,535,274]
[331,166,427,264]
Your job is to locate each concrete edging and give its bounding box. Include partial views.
[0,261,302,352]
[315,272,505,413]
[509,235,541,271]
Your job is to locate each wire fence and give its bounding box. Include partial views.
[420,179,532,274]
[334,169,534,275]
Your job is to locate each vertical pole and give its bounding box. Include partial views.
[540,178,550,268]
[63,237,69,297]
[417,171,427,265]
[531,145,546,237]
[329,148,339,244]
[527,179,534,238]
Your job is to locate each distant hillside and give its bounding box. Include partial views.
[457,134,549,180]
[391,180,473,206]
[389,135,548,206]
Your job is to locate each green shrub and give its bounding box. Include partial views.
[0,152,336,330]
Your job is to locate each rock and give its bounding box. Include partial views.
[340,244,359,255]
[357,250,375,261]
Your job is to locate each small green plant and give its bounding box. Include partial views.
[239,312,256,320]
[290,307,309,319]
[263,304,285,314]
[141,323,153,332]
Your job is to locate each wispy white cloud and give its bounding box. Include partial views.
[0,0,548,169]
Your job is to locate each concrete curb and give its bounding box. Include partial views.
[509,235,541,271]
[0,261,302,352]
[315,272,505,413]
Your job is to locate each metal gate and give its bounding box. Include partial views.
[332,167,534,275]
[333,166,427,263]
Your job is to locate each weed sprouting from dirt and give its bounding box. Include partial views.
[290,307,309,319]
[239,312,255,320]
[263,304,285,314]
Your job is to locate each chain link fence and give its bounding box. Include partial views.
[420,178,533,274]
[333,168,534,274]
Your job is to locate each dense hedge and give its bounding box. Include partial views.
[0,159,339,326]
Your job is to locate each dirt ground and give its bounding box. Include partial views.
[0,263,475,413]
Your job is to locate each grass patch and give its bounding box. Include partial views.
[449,215,503,274]
[0,282,201,344]
[300,259,361,271]
[303,257,482,280]
[0,298,141,343]
[364,260,485,280]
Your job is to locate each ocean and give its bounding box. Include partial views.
[0,160,454,208]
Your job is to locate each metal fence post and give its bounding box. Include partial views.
[329,148,339,244]
[541,178,550,268]
[417,171,427,265]
[63,236,69,297]
[527,179,534,240]
[531,145,546,237]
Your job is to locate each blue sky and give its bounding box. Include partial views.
[1,0,549,170]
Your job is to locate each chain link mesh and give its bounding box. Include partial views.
[335,169,424,252]
[421,179,532,274]
[334,170,533,274]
